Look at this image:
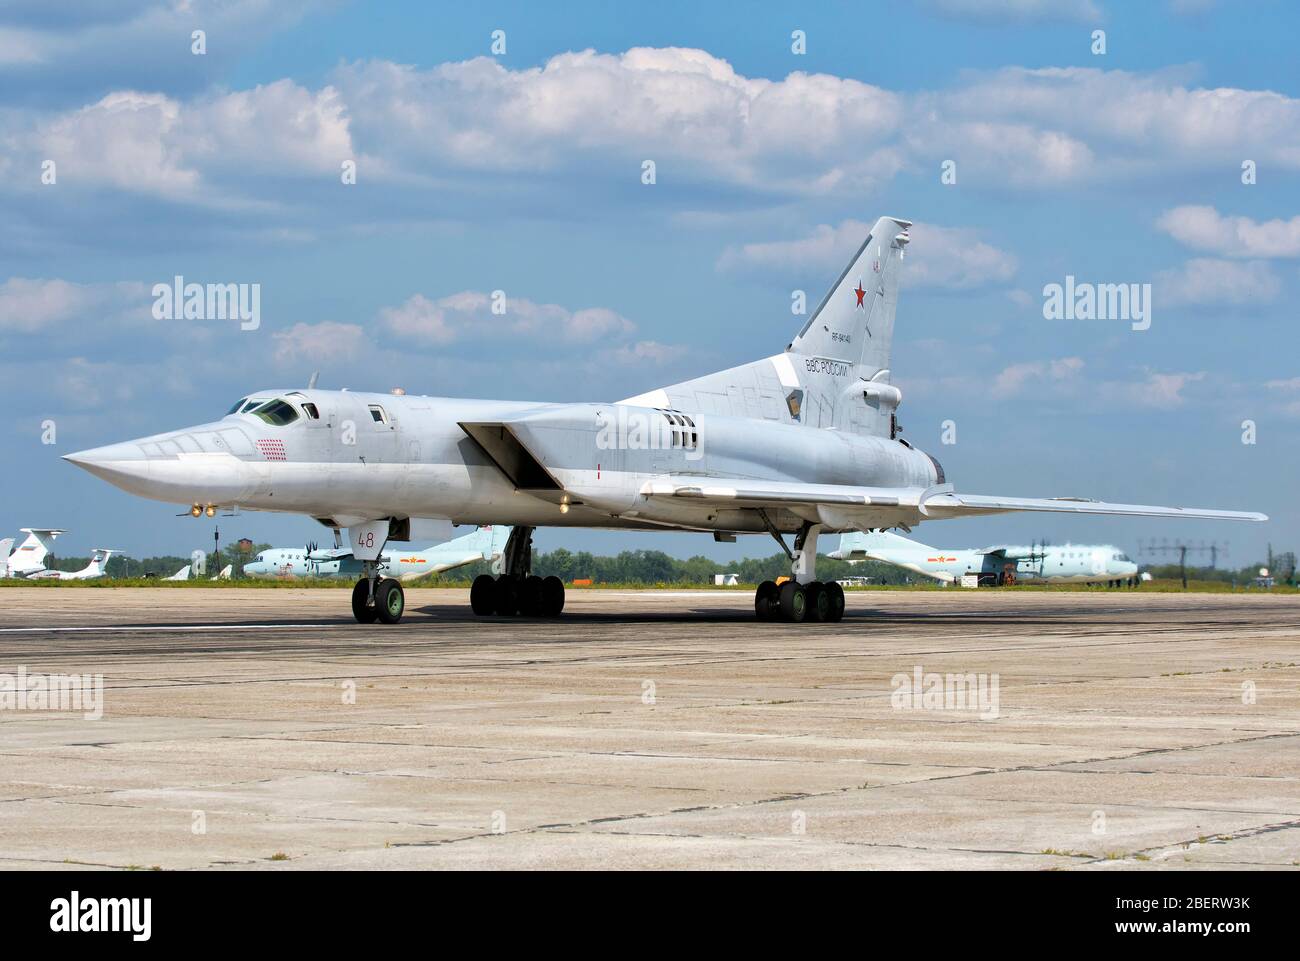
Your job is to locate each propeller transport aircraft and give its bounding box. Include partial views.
[831,531,1140,587]
[64,216,1265,624]
[244,525,509,582]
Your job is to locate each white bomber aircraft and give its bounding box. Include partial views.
[831,531,1140,587]
[1,529,67,578]
[244,525,509,581]
[64,216,1265,624]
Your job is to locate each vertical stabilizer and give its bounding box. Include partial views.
[618,217,912,438]
[9,528,66,575]
[790,216,911,378]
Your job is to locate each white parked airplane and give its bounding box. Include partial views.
[243,525,509,582]
[26,548,117,581]
[831,531,1140,587]
[1,529,67,577]
[65,216,1265,624]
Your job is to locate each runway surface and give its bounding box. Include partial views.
[1,587,1298,870]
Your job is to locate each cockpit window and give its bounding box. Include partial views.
[251,399,301,426]
[228,397,270,415]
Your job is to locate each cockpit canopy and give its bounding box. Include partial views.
[226,396,271,415]
[225,394,321,426]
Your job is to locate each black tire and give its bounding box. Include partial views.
[494,575,519,616]
[519,575,544,616]
[824,581,845,622]
[754,580,779,620]
[778,580,806,623]
[351,579,378,623]
[806,581,830,622]
[470,574,495,616]
[376,578,404,624]
[541,575,565,617]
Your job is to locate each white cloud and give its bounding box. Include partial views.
[993,356,1084,396]
[911,66,1300,185]
[0,2,323,100]
[1265,377,1300,417]
[333,49,904,194]
[717,219,1017,290]
[0,277,147,332]
[1154,258,1281,307]
[29,82,355,200]
[379,291,635,346]
[1123,370,1206,409]
[609,340,689,365]
[979,356,1208,410]
[1156,205,1300,258]
[272,321,366,365]
[6,51,1300,211]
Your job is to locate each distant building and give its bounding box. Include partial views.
[714,572,739,586]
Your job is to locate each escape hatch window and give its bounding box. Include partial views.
[251,398,300,426]
[301,402,320,419]
[368,404,388,424]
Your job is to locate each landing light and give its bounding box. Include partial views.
[205,505,217,517]
[559,503,570,514]
[190,504,202,517]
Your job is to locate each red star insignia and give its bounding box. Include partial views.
[853,281,867,307]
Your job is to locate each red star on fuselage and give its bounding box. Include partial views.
[853,281,867,307]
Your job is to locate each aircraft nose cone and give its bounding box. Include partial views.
[63,442,152,489]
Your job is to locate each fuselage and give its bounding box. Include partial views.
[64,387,942,537]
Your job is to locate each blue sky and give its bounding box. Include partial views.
[1,0,1296,567]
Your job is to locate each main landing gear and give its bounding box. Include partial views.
[351,560,405,625]
[469,526,565,618]
[752,519,845,623]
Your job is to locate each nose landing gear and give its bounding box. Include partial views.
[351,558,405,625]
[469,527,564,618]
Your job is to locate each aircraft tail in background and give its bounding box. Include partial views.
[6,528,67,576]
[80,548,116,579]
[0,538,13,577]
[831,530,936,560]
